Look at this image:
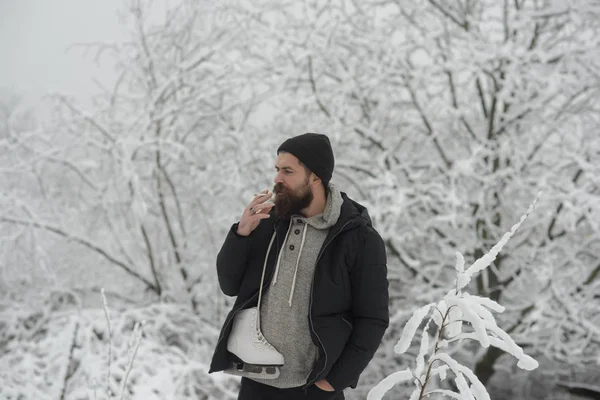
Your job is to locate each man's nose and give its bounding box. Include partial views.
[274,173,283,184]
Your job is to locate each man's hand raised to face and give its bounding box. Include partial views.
[236,189,275,237]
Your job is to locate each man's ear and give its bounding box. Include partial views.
[311,174,321,186]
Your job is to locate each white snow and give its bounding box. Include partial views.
[394,304,433,355]
[367,369,413,400]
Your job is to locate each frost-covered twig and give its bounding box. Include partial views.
[101,288,113,398]
[60,321,80,400]
[97,289,144,400]
[119,321,144,400]
[368,193,541,400]
[0,216,158,292]
[455,192,541,292]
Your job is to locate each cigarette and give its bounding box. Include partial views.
[254,192,276,202]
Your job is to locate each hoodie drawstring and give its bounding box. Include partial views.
[256,232,276,332]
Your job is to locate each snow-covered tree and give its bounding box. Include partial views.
[0,0,277,321]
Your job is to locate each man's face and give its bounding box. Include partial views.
[273,152,314,219]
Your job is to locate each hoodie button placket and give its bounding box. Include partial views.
[289,219,305,251]
[283,220,302,262]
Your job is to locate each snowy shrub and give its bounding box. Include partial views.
[66,292,240,400]
[0,297,78,400]
[0,290,240,400]
[368,195,541,400]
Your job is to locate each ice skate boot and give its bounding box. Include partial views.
[225,307,284,379]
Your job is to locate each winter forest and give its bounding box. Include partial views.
[1,0,600,399]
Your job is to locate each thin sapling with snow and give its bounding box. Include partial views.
[368,193,541,400]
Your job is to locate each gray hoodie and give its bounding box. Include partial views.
[252,183,343,388]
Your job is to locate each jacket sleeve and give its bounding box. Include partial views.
[216,222,254,296]
[326,226,390,390]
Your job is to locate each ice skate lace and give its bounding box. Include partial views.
[256,233,277,346]
[257,332,269,345]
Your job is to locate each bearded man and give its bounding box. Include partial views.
[209,133,389,400]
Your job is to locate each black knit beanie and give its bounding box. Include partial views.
[277,133,334,186]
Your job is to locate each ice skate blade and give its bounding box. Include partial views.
[223,363,281,380]
[227,351,284,368]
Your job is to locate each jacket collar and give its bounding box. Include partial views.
[274,192,370,244]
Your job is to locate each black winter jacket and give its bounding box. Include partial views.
[208,193,389,391]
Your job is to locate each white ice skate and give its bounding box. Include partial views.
[224,235,285,379]
[225,307,284,379]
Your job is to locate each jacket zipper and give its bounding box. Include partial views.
[306,220,353,388]
[341,316,353,330]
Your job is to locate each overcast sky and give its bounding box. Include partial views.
[0,0,167,104]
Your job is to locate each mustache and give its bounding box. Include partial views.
[273,183,286,194]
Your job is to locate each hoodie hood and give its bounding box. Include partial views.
[345,195,372,226]
[303,183,343,230]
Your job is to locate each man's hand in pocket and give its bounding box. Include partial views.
[315,379,335,392]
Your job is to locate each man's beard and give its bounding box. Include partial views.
[273,179,314,219]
